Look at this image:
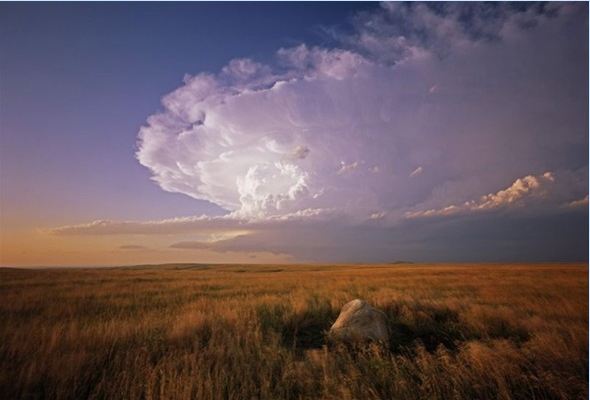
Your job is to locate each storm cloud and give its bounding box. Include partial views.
[55,3,588,261]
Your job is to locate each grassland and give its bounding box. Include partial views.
[0,263,587,400]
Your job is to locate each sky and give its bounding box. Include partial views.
[0,2,588,266]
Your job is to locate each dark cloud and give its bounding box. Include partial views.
[118,245,147,250]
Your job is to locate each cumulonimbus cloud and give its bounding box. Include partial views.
[49,3,588,262]
[136,3,587,224]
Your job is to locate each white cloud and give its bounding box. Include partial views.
[136,3,585,224]
[369,211,387,220]
[47,4,588,262]
[567,195,589,209]
[409,166,423,178]
[49,208,338,236]
[337,161,360,175]
[236,162,309,217]
[405,172,586,219]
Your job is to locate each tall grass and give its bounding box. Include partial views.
[0,263,587,399]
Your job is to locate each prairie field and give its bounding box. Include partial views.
[0,263,587,400]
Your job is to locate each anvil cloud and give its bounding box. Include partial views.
[56,3,588,261]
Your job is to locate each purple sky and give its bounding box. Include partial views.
[1,3,588,266]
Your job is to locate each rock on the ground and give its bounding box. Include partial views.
[329,299,389,344]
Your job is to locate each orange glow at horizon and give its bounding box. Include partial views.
[0,228,292,267]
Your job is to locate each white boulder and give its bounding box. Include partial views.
[329,299,389,344]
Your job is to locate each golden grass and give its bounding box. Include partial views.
[0,263,587,399]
